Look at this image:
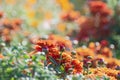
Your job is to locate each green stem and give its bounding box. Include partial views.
[59,51,63,65]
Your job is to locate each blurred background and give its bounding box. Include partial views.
[0,0,120,58]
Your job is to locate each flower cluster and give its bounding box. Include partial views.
[48,34,72,49]
[75,40,120,69]
[59,0,113,40]
[1,0,120,79]
[78,1,113,40]
[0,11,22,43]
[60,11,80,21]
[88,67,119,80]
[33,35,120,79]
[69,39,120,79]
[89,1,113,16]
[34,36,82,75]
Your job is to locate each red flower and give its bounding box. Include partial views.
[89,1,106,15]
[71,59,82,73]
[35,45,42,52]
[64,63,72,72]
[100,40,109,47]
[0,11,4,18]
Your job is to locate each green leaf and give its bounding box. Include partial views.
[23,54,30,59]
[6,68,13,73]
[40,55,46,60]
[32,55,37,61]
[10,77,15,80]
[60,65,64,72]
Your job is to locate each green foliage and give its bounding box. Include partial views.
[0,43,57,80]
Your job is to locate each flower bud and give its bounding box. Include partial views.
[115,66,120,70]
[117,72,120,79]
[100,40,108,47]
[87,61,92,67]
[42,46,49,54]
[98,58,104,65]
[71,50,76,55]
[59,45,65,52]
[87,56,92,60]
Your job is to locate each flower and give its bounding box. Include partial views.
[56,0,74,11]
[35,45,42,52]
[60,11,80,21]
[0,54,4,59]
[76,47,95,60]
[89,67,119,79]
[48,34,72,49]
[61,52,72,63]
[77,1,113,40]
[0,11,4,18]
[101,47,112,58]
[35,39,82,74]
[100,40,109,47]
[88,1,107,15]
[71,59,82,74]
[89,42,95,51]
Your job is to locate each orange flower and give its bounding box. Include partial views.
[49,47,59,53]
[35,39,83,74]
[60,11,80,21]
[2,18,22,31]
[101,47,112,58]
[3,19,12,29]
[71,59,82,74]
[56,0,74,11]
[75,16,87,25]
[2,28,10,35]
[89,42,95,51]
[64,62,72,72]
[0,54,4,59]
[48,34,72,49]
[89,1,113,17]
[2,35,11,43]
[89,1,107,15]
[90,67,119,79]
[100,7,113,17]
[35,45,42,52]
[106,58,120,69]
[61,52,72,63]
[76,47,95,59]
[88,68,117,80]
[36,40,56,48]
[12,19,22,26]
[0,11,4,18]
